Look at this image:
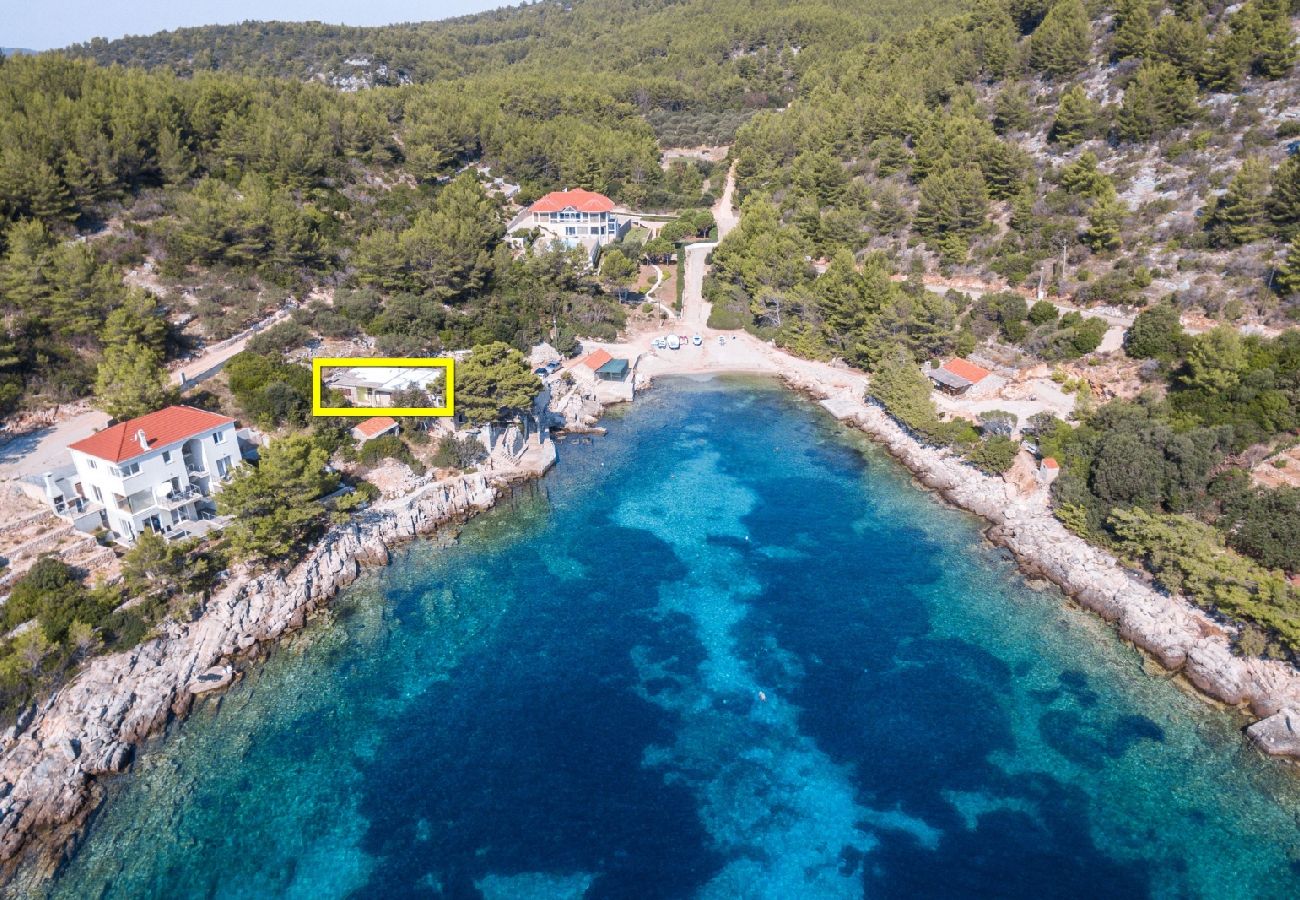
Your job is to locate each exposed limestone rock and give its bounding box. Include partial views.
[1247,709,1300,757]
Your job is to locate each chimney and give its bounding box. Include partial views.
[136,429,149,451]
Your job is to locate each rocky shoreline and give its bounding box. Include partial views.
[778,369,1300,761]
[0,468,530,882]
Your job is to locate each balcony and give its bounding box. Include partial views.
[155,486,202,510]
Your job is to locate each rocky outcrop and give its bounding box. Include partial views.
[0,472,498,876]
[783,371,1300,761]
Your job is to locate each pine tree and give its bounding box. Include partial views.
[455,342,542,425]
[218,435,337,562]
[813,249,869,349]
[915,168,990,236]
[992,85,1032,133]
[1028,0,1093,77]
[979,140,1030,200]
[1252,9,1297,78]
[1085,193,1126,251]
[1277,234,1300,297]
[1207,156,1271,246]
[1153,10,1208,78]
[1051,85,1100,145]
[93,338,176,420]
[1117,62,1198,142]
[1059,151,1114,199]
[1267,154,1300,239]
[1111,0,1155,61]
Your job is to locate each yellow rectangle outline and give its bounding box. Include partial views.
[312,357,455,417]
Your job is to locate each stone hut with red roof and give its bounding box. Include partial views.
[927,358,1003,398]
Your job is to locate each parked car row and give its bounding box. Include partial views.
[532,360,563,377]
[653,333,703,350]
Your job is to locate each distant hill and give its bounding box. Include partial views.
[63,0,965,115]
[1,48,35,57]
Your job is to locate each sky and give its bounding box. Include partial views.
[6,0,510,51]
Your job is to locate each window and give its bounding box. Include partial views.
[216,456,233,479]
[92,486,103,502]
[162,450,172,463]
[112,462,140,478]
[86,459,97,470]
[213,430,226,444]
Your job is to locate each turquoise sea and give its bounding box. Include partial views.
[46,376,1300,898]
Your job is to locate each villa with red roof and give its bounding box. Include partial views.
[506,188,630,261]
[43,405,242,545]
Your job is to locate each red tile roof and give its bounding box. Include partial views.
[354,416,398,439]
[68,406,235,463]
[530,188,616,214]
[582,349,614,370]
[1041,457,1060,469]
[942,358,991,384]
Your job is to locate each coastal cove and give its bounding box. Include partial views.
[33,377,1300,896]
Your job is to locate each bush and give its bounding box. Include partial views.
[1028,300,1059,326]
[357,434,427,476]
[432,433,485,470]
[968,435,1020,473]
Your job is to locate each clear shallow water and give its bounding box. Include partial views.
[45,377,1300,899]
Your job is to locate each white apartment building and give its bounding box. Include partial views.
[42,405,242,545]
[506,188,630,261]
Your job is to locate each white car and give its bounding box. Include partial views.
[691,333,702,346]
[667,334,681,350]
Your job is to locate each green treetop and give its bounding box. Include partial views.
[1277,234,1300,298]
[1050,85,1100,145]
[454,341,542,425]
[1207,156,1271,247]
[94,338,176,421]
[217,434,338,563]
[1268,156,1300,240]
[1085,192,1126,252]
[1110,0,1154,61]
[1028,0,1092,78]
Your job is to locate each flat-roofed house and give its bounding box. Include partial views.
[45,405,241,544]
[506,188,630,262]
[326,367,446,408]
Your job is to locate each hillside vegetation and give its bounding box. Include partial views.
[68,0,966,131]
